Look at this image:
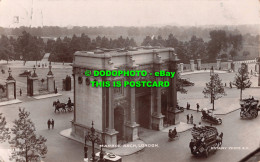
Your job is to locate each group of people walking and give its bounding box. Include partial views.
[47,119,55,129]
[186,102,200,112]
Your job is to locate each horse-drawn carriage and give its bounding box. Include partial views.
[189,126,223,157]
[240,97,259,119]
[53,101,74,113]
[201,109,222,125]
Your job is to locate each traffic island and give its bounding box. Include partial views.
[60,128,146,156]
[161,122,193,133]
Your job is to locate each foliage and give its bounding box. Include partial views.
[202,73,226,109]
[15,31,45,62]
[0,113,10,143]
[48,34,137,62]
[0,35,15,62]
[207,30,228,61]
[233,63,252,100]
[242,51,250,57]
[9,108,47,162]
[207,30,242,62]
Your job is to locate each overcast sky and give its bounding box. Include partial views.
[0,0,260,27]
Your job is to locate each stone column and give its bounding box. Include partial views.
[256,63,259,73]
[6,68,16,100]
[190,60,194,71]
[124,71,139,141]
[197,59,201,70]
[258,62,260,86]
[104,85,118,145]
[47,62,55,93]
[152,63,165,130]
[216,59,221,70]
[28,66,39,96]
[228,60,232,71]
[168,51,180,125]
[179,63,184,73]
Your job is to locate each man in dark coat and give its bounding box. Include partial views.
[19,89,22,96]
[187,114,189,123]
[47,119,51,130]
[187,102,190,110]
[51,119,54,129]
[190,114,193,124]
[196,103,200,112]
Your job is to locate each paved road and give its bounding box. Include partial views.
[0,64,259,162]
[1,98,259,162]
[124,109,260,162]
[0,91,87,162]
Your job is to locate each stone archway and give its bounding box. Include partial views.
[114,106,125,141]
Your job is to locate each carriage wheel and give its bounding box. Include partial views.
[218,141,222,147]
[240,111,244,118]
[253,111,258,118]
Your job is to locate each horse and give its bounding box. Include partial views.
[53,101,66,113]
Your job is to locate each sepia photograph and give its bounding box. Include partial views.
[0,0,260,161]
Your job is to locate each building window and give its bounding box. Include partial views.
[78,76,83,84]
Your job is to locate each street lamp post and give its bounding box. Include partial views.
[85,121,102,162]
[210,66,214,104]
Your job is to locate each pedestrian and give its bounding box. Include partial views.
[51,119,54,129]
[196,103,200,112]
[186,114,189,124]
[47,119,51,130]
[187,102,190,110]
[230,82,232,88]
[251,69,253,75]
[19,88,22,96]
[190,114,193,124]
[198,122,202,128]
[225,83,226,87]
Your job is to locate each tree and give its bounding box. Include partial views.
[9,108,47,162]
[0,113,10,143]
[15,31,44,64]
[243,51,250,58]
[207,30,228,62]
[203,73,226,110]
[233,63,252,100]
[0,35,14,63]
[229,49,237,60]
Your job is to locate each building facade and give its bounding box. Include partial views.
[71,48,179,145]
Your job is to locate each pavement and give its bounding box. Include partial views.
[123,109,260,162]
[161,122,193,133]
[0,149,12,162]
[180,70,228,76]
[60,128,146,156]
[33,93,62,100]
[0,61,259,162]
[0,60,72,69]
[0,99,22,107]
